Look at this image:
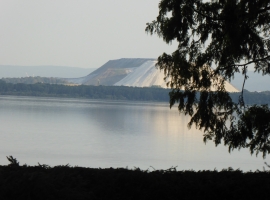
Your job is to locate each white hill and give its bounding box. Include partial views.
[66,58,239,92]
[114,61,168,88]
[114,60,239,92]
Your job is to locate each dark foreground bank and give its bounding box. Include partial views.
[1,157,270,200]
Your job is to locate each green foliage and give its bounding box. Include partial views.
[146,0,270,157]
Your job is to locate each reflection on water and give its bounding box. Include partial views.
[0,95,266,171]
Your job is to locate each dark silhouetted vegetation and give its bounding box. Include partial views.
[0,157,270,200]
[146,0,270,157]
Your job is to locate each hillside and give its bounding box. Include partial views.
[66,58,155,85]
[114,60,168,88]
[66,58,239,92]
[3,60,268,92]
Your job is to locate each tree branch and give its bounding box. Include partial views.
[189,6,227,21]
[239,65,248,108]
[233,55,270,67]
[190,4,270,22]
[257,6,270,14]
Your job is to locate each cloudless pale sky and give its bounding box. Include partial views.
[0,0,177,68]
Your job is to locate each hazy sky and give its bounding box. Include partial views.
[0,0,177,68]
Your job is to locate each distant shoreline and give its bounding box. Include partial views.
[0,81,269,105]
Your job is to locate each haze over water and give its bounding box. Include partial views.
[0,96,266,171]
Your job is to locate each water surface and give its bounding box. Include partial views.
[0,96,266,171]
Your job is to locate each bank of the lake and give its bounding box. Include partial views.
[1,158,270,200]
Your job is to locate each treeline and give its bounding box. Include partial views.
[2,77,70,85]
[0,80,269,104]
[230,90,270,105]
[0,80,170,101]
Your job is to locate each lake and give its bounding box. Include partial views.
[0,95,267,171]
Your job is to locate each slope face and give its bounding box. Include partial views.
[66,58,239,92]
[114,60,239,92]
[82,58,155,85]
[114,61,168,88]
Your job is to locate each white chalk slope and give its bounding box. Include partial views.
[114,60,239,92]
[114,61,168,88]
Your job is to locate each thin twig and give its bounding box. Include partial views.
[239,65,248,108]
[233,55,270,67]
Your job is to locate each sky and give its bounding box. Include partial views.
[0,0,177,69]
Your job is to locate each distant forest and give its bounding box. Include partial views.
[2,77,70,85]
[0,80,269,104]
[0,80,169,102]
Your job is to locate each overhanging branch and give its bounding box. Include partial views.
[233,55,270,67]
[190,4,270,22]
[188,5,227,21]
[257,6,270,14]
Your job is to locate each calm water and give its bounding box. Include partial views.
[0,95,266,171]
